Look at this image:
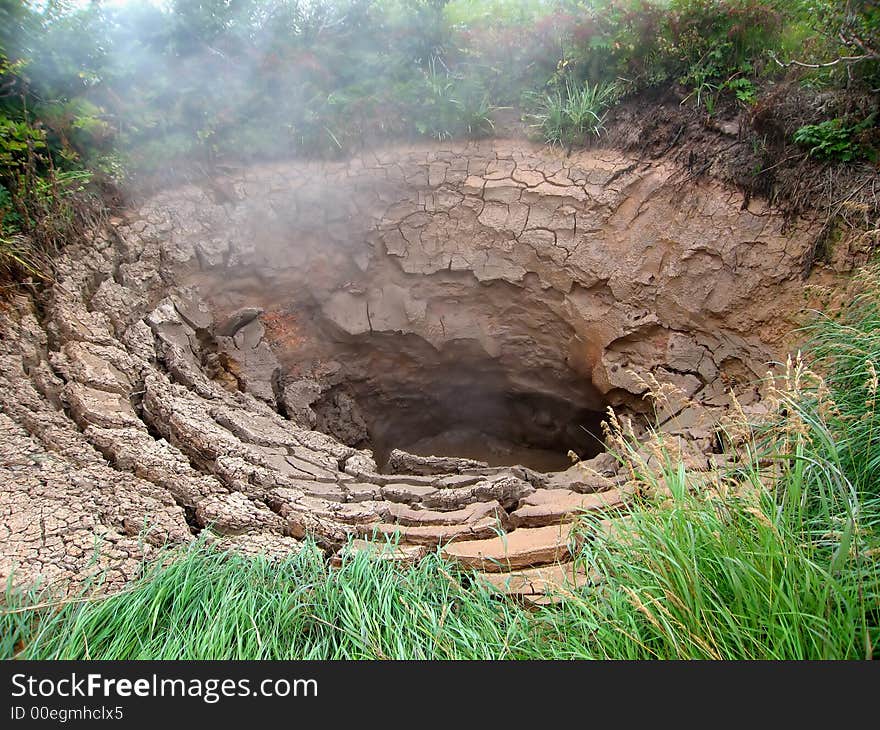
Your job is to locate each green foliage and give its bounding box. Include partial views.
[405,58,495,140]
[0,116,45,188]
[805,268,880,494]
[444,0,551,28]
[0,231,47,283]
[0,0,873,180]
[793,115,877,162]
[724,76,758,106]
[796,0,880,89]
[0,105,96,281]
[1,542,531,659]
[528,79,617,147]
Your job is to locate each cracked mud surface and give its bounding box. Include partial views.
[0,138,839,597]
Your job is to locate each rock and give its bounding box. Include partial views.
[171,290,213,331]
[291,496,387,525]
[380,483,439,504]
[422,475,534,511]
[387,500,507,527]
[510,488,627,528]
[48,296,117,346]
[345,468,437,487]
[90,279,147,334]
[461,465,548,488]
[217,338,279,404]
[719,120,740,137]
[211,406,299,447]
[121,320,157,363]
[252,450,339,483]
[441,524,576,572]
[330,539,428,567]
[474,562,596,596]
[657,404,717,441]
[281,378,323,427]
[437,474,484,489]
[233,317,265,350]
[63,383,143,430]
[158,339,228,398]
[666,332,717,381]
[142,374,245,463]
[361,516,501,547]
[545,463,618,493]
[298,482,348,501]
[314,389,369,445]
[346,482,382,502]
[387,449,488,475]
[146,298,197,353]
[215,307,263,337]
[575,451,620,477]
[195,493,284,536]
[51,341,135,395]
[85,425,227,508]
[263,489,356,545]
[219,533,307,560]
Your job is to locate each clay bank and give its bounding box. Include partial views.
[0,138,831,594]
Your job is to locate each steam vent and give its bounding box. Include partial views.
[1,139,826,597]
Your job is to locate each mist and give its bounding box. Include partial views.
[2,0,602,192]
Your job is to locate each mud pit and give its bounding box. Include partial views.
[295,333,607,472]
[198,275,611,473]
[0,138,831,597]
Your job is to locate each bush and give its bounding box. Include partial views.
[793,115,877,162]
[403,58,495,141]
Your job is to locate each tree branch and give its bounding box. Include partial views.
[770,51,880,70]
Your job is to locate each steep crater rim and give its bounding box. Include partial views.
[195,274,612,474]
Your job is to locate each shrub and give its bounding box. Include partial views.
[793,116,877,162]
[403,58,495,140]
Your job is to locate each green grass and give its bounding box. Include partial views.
[3,482,875,659]
[4,269,880,660]
[805,269,880,495]
[527,79,617,148]
[2,543,540,660]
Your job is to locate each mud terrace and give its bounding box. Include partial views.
[0,139,830,599]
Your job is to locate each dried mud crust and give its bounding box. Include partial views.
[604,88,880,269]
[0,137,847,598]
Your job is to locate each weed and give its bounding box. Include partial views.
[793,115,877,162]
[528,79,617,148]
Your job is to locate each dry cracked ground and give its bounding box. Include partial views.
[0,139,843,601]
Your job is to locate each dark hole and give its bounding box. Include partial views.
[310,333,608,473]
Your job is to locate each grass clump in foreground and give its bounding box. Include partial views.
[3,269,880,660]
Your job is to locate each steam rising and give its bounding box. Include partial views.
[6,0,594,187]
